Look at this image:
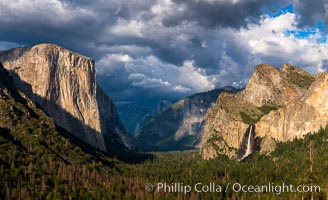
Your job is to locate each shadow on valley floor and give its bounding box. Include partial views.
[56,125,154,164]
[5,69,153,164]
[0,127,26,151]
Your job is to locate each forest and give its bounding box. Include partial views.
[1,76,327,199]
[1,110,328,199]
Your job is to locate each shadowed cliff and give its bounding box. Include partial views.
[0,43,135,153]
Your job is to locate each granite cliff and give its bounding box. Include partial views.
[201,63,318,159]
[0,44,133,151]
[137,87,239,151]
[256,72,328,142]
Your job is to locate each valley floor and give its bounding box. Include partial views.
[1,125,328,199]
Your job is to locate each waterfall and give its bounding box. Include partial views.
[244,125,253,158]
[239,125,254,161]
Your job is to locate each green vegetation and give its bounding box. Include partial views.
[1,76,328,199]
[3,124,328,199]
[0,84,122,199]
[285,65,315,89]
[239,110,261,125]
[239,103,278,125]
[206,134,237,155]
[218,92,278,125]
[258,102,278,115]
[137,130,199,151]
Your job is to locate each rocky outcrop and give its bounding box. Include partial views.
[240,64,311,107]
[201,64,316,159]
[137,87,239,151]
[0,44,133,151]
[259,136,276,155]
[256,72,328,142]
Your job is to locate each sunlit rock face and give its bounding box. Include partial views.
[201,63,318,159]
[0,44,133,151]
[256,72,328,142]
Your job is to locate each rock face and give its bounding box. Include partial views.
[0,44,132,151]
[240,64,310,107]
[259,136,276,155]
[137,87,239,151]
[201,64,316,159]
[256,72,328,142]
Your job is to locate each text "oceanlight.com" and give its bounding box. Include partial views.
[149,182,320,195]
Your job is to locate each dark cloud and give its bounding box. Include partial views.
[0,0,327,106]
[163,0,274,28]
[0,0,155,58]
[293,0,328,30]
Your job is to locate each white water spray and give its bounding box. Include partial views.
[240,125,253,160]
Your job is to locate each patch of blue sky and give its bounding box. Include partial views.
[272,4,294,17]
[284,21,327,43]
[317,21,325,31]
[264,4,326,43]
[265,4,295,18]
[285,30,317,39]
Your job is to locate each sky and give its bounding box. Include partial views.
[0,0,327,105]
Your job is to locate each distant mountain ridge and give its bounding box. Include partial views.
[137,86,240,151]
[117,100,172,136]
[0,43,134,152]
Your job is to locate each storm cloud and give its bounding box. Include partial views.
[0,0,327,104]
